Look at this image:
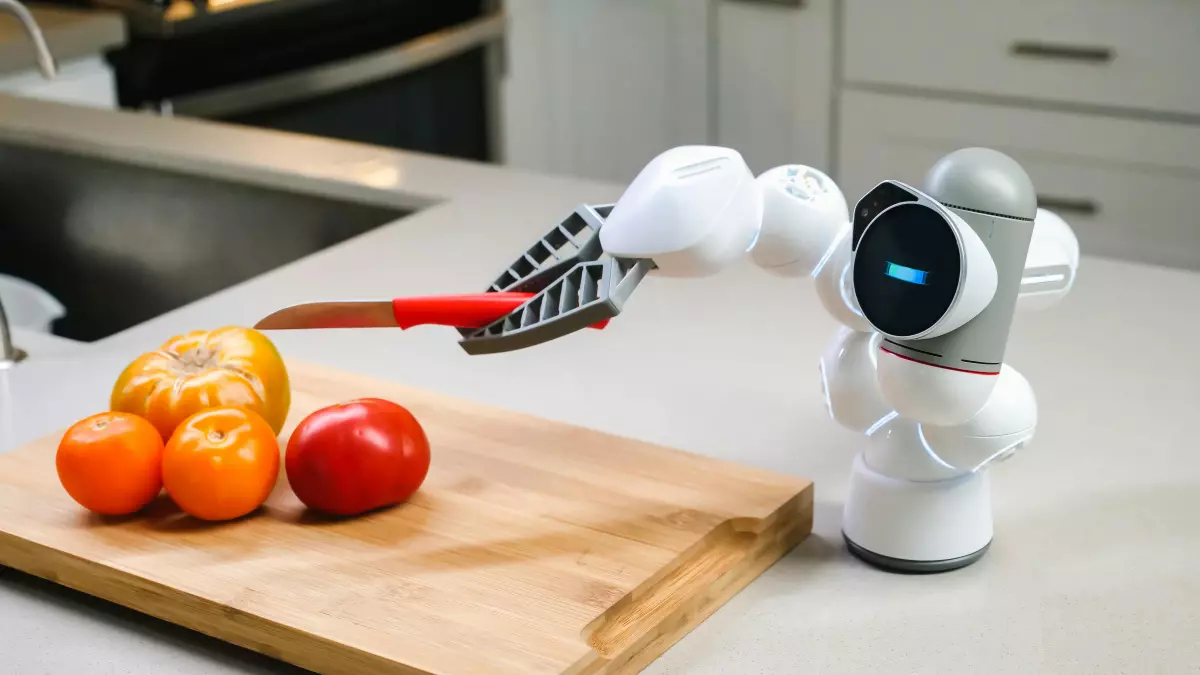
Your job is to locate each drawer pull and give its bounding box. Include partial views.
[724,0,804,7]
[1037,195,1099,216]
[1010,41,1114,64]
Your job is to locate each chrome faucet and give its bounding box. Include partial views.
[0,0,56,78]
[0,0,54,367]
[0,303,22,369]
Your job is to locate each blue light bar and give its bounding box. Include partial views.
[885,262,928,285]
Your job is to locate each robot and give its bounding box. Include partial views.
[259,145,1081,572]
[457,145,1080,572]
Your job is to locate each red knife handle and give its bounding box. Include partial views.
[391,294,610,330]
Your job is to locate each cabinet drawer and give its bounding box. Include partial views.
[844,0,1200,117]
[837,90,1200,271]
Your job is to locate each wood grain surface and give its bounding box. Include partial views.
[0,360,813,674]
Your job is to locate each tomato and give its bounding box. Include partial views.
[111,326,290,440]
[162,407,280,521]
[285,398,431,516]
[56,412,164,516]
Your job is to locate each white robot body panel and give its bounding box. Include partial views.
[876,347,997,426]
[1018,207,1081,312]
[921,363,1036,472]
[842,364,1034,569]
[752,164,849,276]
[846,363,1034,569]
[843,451,994,568]
[600,145,761,277]
[819,327,890,434]
[862,417,965,482]
[811,224,875,333]
[823,325,1037,472]
[930,364,1037,438]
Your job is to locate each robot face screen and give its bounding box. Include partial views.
[853,203,962,338]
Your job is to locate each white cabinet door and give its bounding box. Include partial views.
[500,0,710,184]
[715,0,833,175]
[844,0,1200,118]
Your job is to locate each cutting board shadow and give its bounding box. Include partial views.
[0,360,814,675]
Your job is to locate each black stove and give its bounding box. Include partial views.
[41,0,503,162]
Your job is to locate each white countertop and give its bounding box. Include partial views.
[1,95,1198,675]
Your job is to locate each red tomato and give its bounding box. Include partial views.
[285,398,431,516]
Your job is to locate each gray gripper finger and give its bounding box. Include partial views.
[476,203,613,299]
[459,256,654,355]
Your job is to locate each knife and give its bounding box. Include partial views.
[254,293,611,331]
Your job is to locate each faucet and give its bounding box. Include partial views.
[0,0,53,367]
[0,303,23,369]
[0,0,56,79]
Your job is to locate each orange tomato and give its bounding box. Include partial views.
[56,412,164,516]
[162,407,280,521]
[111,326,290,440]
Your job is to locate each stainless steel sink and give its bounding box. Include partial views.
[0,142,407,341]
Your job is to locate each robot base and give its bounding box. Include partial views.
[842,452,993,574]
[844,532,990,574]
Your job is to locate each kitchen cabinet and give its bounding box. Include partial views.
[500,0,710,184]
[715,0,834,174]
[500,0,834,182]
[844,0,1200,117]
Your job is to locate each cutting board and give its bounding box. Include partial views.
[0,360,813,675]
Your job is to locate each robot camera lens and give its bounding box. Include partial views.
[852,181,921,251]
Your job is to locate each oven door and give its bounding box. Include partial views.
[165,11,506,162]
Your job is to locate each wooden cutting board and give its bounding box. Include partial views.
[0,360,813,675]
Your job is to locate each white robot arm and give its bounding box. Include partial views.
[597,145,1072,439]
[452,144,1078,572]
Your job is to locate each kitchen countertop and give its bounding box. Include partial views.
[0,3,125,76]
[1,94,1197,675]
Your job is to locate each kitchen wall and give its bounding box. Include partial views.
[499,0,1200,271]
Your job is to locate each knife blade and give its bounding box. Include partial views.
[254,293,610,331]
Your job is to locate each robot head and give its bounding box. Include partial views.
[852,148,1038,426]
[850,181,997,340]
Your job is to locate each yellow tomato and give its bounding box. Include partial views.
[110,326,290,440]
